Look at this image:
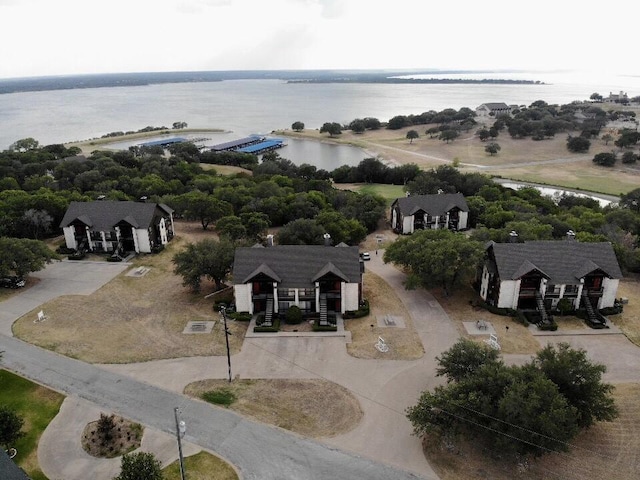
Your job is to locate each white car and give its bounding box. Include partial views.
[360,252,371,261]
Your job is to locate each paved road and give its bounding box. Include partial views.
[0,335,426,480]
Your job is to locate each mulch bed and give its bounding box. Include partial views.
[81,414,143,458]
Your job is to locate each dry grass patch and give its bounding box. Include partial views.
[345,271,424,360]
[609,275,640,347]
[184,378,362,438]
[423,383,640,480]
[13,229,247,363]
[433,285,540,355]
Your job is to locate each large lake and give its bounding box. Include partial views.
[2,71,640,168]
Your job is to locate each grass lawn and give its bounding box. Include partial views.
[609,275,640,347]
[356,183,406,204]
[184,378,362,438]
[163,451,238,480]
[0,369,64,480]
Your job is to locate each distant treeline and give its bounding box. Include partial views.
[0,69,541,94]
[288,78,543,85]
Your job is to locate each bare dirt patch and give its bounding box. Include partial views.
[433,285,540,355]
[12,222,247,363]
[184,378,363,438]
[423,383,640,480]
[345,271,424,360]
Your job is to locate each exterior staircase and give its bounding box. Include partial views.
[581,290,605,328]
[319,294,328,326]
[264,294,274,326]
[534,291,551,326]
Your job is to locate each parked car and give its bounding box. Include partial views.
[0,276,26,289]
[360,252,371,261]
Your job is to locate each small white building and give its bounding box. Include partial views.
[479,240,622,311]
[391,193,469,234]
[475,102,512,117]
[59,201,174,254]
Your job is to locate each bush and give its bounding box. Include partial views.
[56,245,76,255]
[202,388,236,407]
[285,305,303,324]
[106,255,123,262]
[556,298,574,315]
[150,244,164,254]
[600,305,623,316]
[254,317,280,332]
[68,252,85,260]
[313,319,337,332]
[343,299,370,319]
[229,312,252,321]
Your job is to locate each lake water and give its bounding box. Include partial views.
[2,71,640,168]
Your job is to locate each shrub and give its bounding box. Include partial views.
[285,305,303,324]
[313,319,337,332]
[230,312,252,321]
[343,299,370,319]
[556,298,574,315]
[202,388,236,407]
[254,317,280,332]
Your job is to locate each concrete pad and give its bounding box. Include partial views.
[182,321,216,334]
[463,321,497,335]
[125,266,151,277]
[376,314,406,328]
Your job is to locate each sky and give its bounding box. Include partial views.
[0,0,638,79]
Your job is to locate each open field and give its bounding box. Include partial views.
[12,221,248,363]
[278,125,640,196]
[610,275,640,347]
[0,369,65,480]
[184,378,362,438]
[200,164,252,176]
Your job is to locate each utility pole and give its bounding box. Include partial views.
[220,305,232,382]
[174,407,186,480]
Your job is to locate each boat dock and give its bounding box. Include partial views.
[237,138,285,154]
[209,135,265,152]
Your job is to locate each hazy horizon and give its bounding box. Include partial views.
[1,1,638,80]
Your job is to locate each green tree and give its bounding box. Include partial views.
[0,237,57,277]
[439,129,459,143]
[590,92,603,102]
[349,119,366,134]
[621,151,638,164]
[9,137,40,152]
[319,122,342,137]
[113,452,162,480]
[620,188,640,211]
[406,130,419,144]
[383,229,483,295]
[172,238,235,292]
[477,128,490,141]
[216,215,247,241]
[316,210,367,245]
[179,191,233,230]
[291,121,305,132]
[276,218,325,245]
[566,135,591,153]
[592,152,617,166]
[435,338,501,383]
[240,212,270,240]
[484,142,501,156]
[0,405,25,449]
[601,133,613,145]
[533,343,618,428]
[172,121,188,129]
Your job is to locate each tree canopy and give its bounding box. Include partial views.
[407,340,618,458]
[172,237,235,291]
[0,237,57,277]
[383,229,484,295]
[0,405,25,449]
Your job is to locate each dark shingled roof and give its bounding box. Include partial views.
[0,449,30,480]
[233,245,361,288]
[490,241,622,284]
[392,193,468,216]
[479,102,511,110]
[59,201,173,230]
